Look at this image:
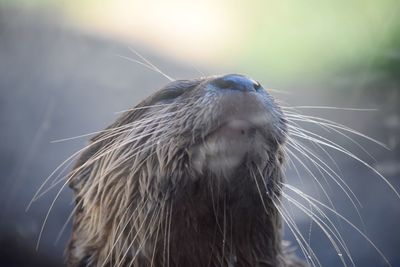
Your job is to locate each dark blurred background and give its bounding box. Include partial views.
[0,1,399,266]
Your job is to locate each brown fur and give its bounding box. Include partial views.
[66,74,305,267]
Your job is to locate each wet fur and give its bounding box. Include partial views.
[66,76,305,266]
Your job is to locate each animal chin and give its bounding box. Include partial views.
[190,118,263,176]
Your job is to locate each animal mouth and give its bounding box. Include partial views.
[209,119,258,142]
[189,117,266,176]
[190,93,275,175]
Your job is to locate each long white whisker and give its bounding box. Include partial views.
[283,106,377,111]
[128,46,174,81]
[287,138,363,210]
[286,113,388,149]
[287,115,378,162]
[284,184,393,267]
[285,149,337,211]
[282,191,353,266]
[273,198,320,267]
[289,130,400,199]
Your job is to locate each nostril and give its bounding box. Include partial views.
[212,74,262,92]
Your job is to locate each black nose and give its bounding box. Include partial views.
[212,74,261,92]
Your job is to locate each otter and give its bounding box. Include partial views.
[66,74,305,267]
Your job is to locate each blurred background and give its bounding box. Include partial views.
[0,0,399,266]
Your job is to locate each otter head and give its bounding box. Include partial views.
[67,74,291,267]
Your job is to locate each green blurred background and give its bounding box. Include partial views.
[2,0,400,81]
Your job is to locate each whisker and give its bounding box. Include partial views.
[31,123,162,204]
[287,115,379,162]
[116,202,157,266]
[124,204,163,267]
[114,103,176,115]
[281,189,353,266]
[128,46,174,82]
[273,197,320,267]
[285,148,337,211]
[52,108,181,143]
[288,129,400,199]
[284,184,392,267]
[283,106,377,111]
[54,202,78,245]
[287,138,363,210]
[100,198,147,266]
[286,113,388,149]
[286,119,344,177]
[281,183,354,261]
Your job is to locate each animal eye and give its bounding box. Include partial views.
[156,87,186,102]
[150,79,201,103]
